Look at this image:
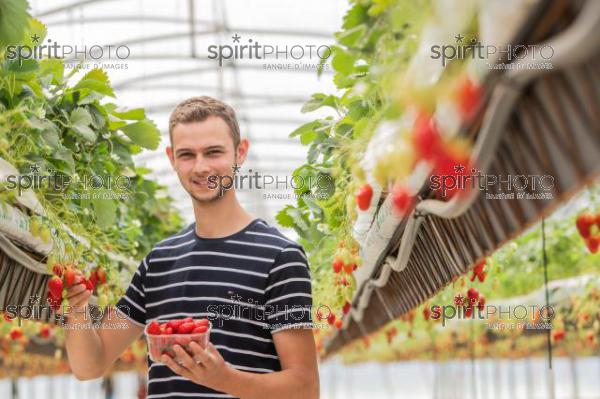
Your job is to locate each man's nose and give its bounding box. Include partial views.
[192,155,211,175]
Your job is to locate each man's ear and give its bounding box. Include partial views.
[166,145,175,168]
[236,138,249,165]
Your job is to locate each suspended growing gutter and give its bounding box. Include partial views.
[322,0,600,358]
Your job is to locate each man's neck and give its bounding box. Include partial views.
[192,192,255,239]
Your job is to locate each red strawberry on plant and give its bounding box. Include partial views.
[470,259,486,282]
[433,151,472,199]
[52,264,64,278]
[356,184,374,211]
[316,309,324,321]
[456,77,483,122]
[342,301,351,315]
[467,288,479,305]
[39,325,51,339]
[586,237,599,254]
[332,259,343,274]
[334,319,343,329]
[477,295,486,312]
[464,306,473,318]
[413,111,441,161]
[423,307,431,320]
[576,213,595,239]
[343,262,355,274]
[392,185,413,216]
[10,327,23,340]
[48,276,63,299]
[327,313,336,325]
[89,271,99,288]
[552,329,565,342]
[96,268,107,284]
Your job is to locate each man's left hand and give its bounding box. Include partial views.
[161,342,232,392]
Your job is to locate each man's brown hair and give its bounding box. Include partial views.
[168,96,240,148]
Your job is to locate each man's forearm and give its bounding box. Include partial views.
[217,367,319,399]
[64,306,106,380]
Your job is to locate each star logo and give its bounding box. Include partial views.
[454,164,465,173]
[230,293,243,303]
[232,34,241,43]
[231,164,240,174]
[454,33,464,43]
[454,293,465,306]
[31,34,40,43]
[30,163,40,174]
[29,294,41,304]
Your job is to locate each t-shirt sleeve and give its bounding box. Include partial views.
[115,256,148,327]
[264,244,313,334]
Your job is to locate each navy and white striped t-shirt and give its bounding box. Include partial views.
[115,218,313,399]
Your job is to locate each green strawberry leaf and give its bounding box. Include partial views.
[70,107,97,143]
[120,119,161,150]
[0,0,30,47]
[74,68,115,98]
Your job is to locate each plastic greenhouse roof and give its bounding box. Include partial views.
[30,0,348,227]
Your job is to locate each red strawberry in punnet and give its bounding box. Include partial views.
[194,319,209,328]
[192,326,208,334]
[177,322,195,334]
[167,319,185,330]
[147,320,161,335]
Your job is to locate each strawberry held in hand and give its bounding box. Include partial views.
[47,275,63,299]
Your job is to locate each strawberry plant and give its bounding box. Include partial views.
[0,15,183,303]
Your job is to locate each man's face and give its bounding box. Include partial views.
[166,116,246,203]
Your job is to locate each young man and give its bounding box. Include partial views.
[64,96,320,399]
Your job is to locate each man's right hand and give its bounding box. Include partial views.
[62,269,144,380]
[57,270,92,317]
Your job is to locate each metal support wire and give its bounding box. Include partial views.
[541,217,556,399]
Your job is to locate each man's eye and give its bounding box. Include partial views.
[206,150,222,156]
[178,153,193,158]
